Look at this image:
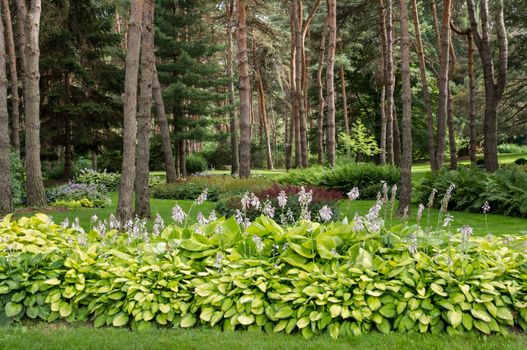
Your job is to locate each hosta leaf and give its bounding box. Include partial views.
[296,316,310,329]
[237,313,255,326]
[471,309,491,323]
[329,323,340,339]
[112,313,129,327]
[447,310,462,328]
[59,302,73,318]
[430,283,447,297]
[180,314,197,328]
[5,302,22,318]
[497,308,513,321]
[330,305,342,318]
[275,307,293,319]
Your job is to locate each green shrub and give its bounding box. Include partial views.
[186,154,208,174]
[320,163,400,199]
[76,169,121,191]
[45,183,111,208]
[152,182,220,201]
[0,214,526,338]
[497,143,527,154]
[278,166,325,186]
[417,165,527,217]
[10,151,26,206]
[181,176,273,198]
[52,198,96,208]
[514,158,527,165]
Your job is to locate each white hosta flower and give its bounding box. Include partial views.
[109,214,120,230]
[277,190,288,208]
[197,212,207,226]
[243,218,251,230]
[427,189,438,209]
[458,225,473,241]
[60,218,70,229]
[318,205,333,222]
[90,215,99,225]
[262,202,275,218]
[298,186,313,207]
[250,193,261,210]
[381,181,388,203]
[240,192,251,211]
[235,209,244,224]
[72,217,85,234]
[347,187,359,201]
[390,185,397,204]
[214,252,223,268]
[482,201,490,214]
[443,214,454,227]
[208,210,217,222]
[153,214,165,236]
[171,205,187,224]
[352,214,365,232]
[252,235,264,253]
[366,201,383,221]
[416,204,425,224]
[196,188,208,205]
[407,234,418,255]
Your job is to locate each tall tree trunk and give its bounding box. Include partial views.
[236,0,251,178]
[339,38,349,136]
[0,7,12,215]
[326,0,337,167]
[434,0,452,170]
[384,0,394,165]
[63,117,72,179]
[289,1,301,168]
[317,22,327,165]
[294,0,307,167]
[24,0,46,207]
[411,0,436,171]
[2,0,20,154]
[447,43,457,170]
[152,67,177,183]
[14,1,27,106]
[393,107,401,166]
[467,0,507,172]
[135,0,155,219]
[467,32,477,165]
[378,0,387,165]
[398,0,412,215]
[117,0,144,223]
[225,0,239,174]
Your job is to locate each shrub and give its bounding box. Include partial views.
[514,158,527,165]
[320,163,400,199]
[417,165,527,217]
[45,182,111,208]
[152,182,220,201]
[278,166,325,186]
[52,198,95,209]
[216,184,342,222]
[0,213,526,338]
[186,154,208,174]
[497,143,527,154]
[10,151,26,206]
[76,169,121,191]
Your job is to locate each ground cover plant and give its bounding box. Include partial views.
[1,188,527,340]
[45,183,112,208]
[76,169,163,192]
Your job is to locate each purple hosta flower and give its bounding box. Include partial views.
[195,188,208,205]
[94,221,107,239]
[235,209,244,225]
[366,201,383,221]
[300,208,311,221]
[250,193,261,210]
[376,192,382,202]
[408,233,418,255]
[286,208,295,223]
[318,205,333,222]
[243,218,251,230]
[366,219,382,233]
[416,204,425,224]
[440,183,456,212]
[262,201,275,218]
[298,186,313,207]
[77,233,88,247]
[390,185,397,205]
[353,214,365,232]
[381,181,389,203]
[443,214,454,227]
[427,189,438,209]
[60,218,70,229]
[347,187,360,201]
[402,206,409,221]
[215,225,224,235]
[482,201,491,214]
[214,252,223,268]
[208,210,218,222]
[240,192,251,211]
[171,205,187,224]
[90,215,99,225]
[152,214,165,236]
[72,217,85,234]
[197,212,207,226]
[277,190,288,209]
[252,235,264,253]
[458,225,473,242]
[109,214,120,230]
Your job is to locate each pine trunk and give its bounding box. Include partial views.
[411,0,436,171]
[339,39,349,136]
[117,0,144,223]
[236,0,251,178]
[24,0,46,207]
[152,68,177,183]
[326,0,337,167]
[135,0,155,219]
[225,0,239,174]
[255,69,274,170]
[2,0,20,154]
[434,0,452,170]
[398,0,412,215]
[378,0,387,165]
[393,108,402,167]
[0,6,12,215]
[294,0,307,168]
[317,23,327,165]
[385,0,394,165]
[14,0,27,100]
[447,44,457,170]
[467,32,477,165]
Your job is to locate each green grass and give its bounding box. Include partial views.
[0,324,525,350]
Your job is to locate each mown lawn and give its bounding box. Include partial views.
[0,324,525,350]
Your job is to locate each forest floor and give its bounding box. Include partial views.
[0,323,525,350]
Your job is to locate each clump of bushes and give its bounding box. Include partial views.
[76,169,163,191]
[279,163,400,199]
[186,154,208,174]
[152,182,221,201]
[46,182,111,208]
[0,213,526,338]
[497,143,527,154]
[417,165,527,217]
[514,158,527,165]
[10,150,26,206]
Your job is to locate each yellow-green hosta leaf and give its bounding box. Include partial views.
[112,313,129,327]
[462,313,473,330]
[180,314,197,328]
[296,316,310,329]
[379,304,396,318]
[330,305,342,318]
[44,278,61,286]
[471,309,491,323]
[59,302,73,318]
[5,302,22,317]
[430,283,447,297]
[329,323,340,339]
[159,304,171,314]
[237,313,255,325]
[497,308,514,322]
[275,306,293,319]
[447,310,462,328]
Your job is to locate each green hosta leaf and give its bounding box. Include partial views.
[330,305,342,318]
[44,278,61,286]
[5,302,22,318]
[159,304,170,314]
[59,302,73,318]
[275,307,293,319]
[328,323,340,339]
[430,283,447,297]
[367,297,381,311]
[497,308,513,322]
[237,313,255,326]
[379,304,396,318]
[462,313,473,330]
[471,309,491,322]
[112,313,129,327]
[200,307,214,322]
[180,314,197,328]
[296,316,310,329]
[376,318,391,334]
[447,310,462,328]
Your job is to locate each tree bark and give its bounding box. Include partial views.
[294,0,307,167]
[467,32,477,165]
[434,0,452,170]
[398,0,412,215]
[289,1,301,168]
[411,0,436,171]
[152,67,177,183]
[326,0,337,167]
[117,0,144,223]
[339,38,349,136]
[225,0,239,174]
[378,0,387,165]
[236,0,251,178]
[2,0,20,154]
[24,0,46,207]
[384,0,394,165]
[64,116,72,179]
[14,0,27,101]
[447,42,457,169]
[316,22,327,165]
[467,0,507,172]
[135,0,155,219]
[393,107,401,167]
[0,6,12,215]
